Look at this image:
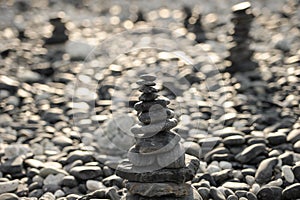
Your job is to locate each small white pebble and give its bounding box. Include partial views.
[245,175,255,186]
[267,178,283,187]
[86,180,106,191]
[239,197,248,200]
[43,173,65,186]
[250,183,260,194]
[282,165,294,183]
[54,189,65,198]
[199,161,207,172]
[206,164,221,174]
[232,170,243,179]
[210,161,219,166]
[219,161,232,169]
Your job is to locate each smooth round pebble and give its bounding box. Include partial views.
[219,161,232,169]
[86,180,106,191]
[282,165,294,183]
[245,175,255,186]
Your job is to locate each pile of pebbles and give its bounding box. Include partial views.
[0,0,300,200]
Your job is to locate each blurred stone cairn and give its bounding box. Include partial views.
[116,74,201,199]
[225,2,258,73]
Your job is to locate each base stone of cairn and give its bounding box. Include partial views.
[225,1,258,73]
[116,74,200,199]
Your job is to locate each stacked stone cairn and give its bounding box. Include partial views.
[45,17,68,44]
[183,6,206,43]
[225,1,257,73]
[116,74,201,199]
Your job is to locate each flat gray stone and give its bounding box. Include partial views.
[39,167,68,177]
[257,186,282,200]
[66,150,94,164]
[127,142,185,168]
[255,157,278,184]
[222,182,250,191]
[116,154,199,183]
[70,166,103,180]
[140,74,156,81]
[0,156,23,174]
[223,135,245,146]
[235,143,266,163]
[122,186,202,200]
[0,180,19,194]
[210,186,226,200]
[125,182,191,197]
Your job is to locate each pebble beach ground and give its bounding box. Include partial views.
[0,0,300,199]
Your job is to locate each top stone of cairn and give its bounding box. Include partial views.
[232,1,251,13]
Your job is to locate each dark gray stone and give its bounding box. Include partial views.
[102,174,123,188]
[66,150,94,164]
[45,17,68,44]
[42,184,61,193]
[266,132,286,146]
[123,186,202,200]
[223,135,245,146]
[0,156,24,174]
[204,147,229,162]
[211,169,233,185]
[105,187,121,200]
[282,183,300,199]
[255,157,278,184]
[125,182,191,197]
[70,166,103,180]
[278,152,294,166]
[197,187,209,200]
[28,182,42,192]
[235,190,247,198]
[292,165,300,181]
[246,192,257,200]
[28,189,43,198]
[235,143,266,163]
[62,175,78,188]
[227,195,238,200]
[257,186,282,200]
[210,187,226,200]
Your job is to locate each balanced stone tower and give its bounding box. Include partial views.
[225,2,257,73]
[116,74,200,199]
